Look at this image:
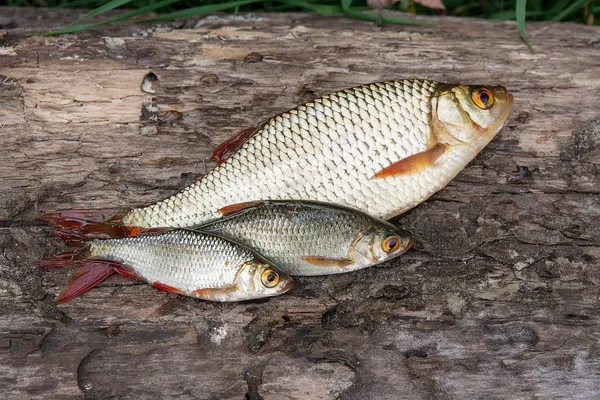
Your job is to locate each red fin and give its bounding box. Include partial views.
[55,260,117,304]
[112,263,145,281]
[40,208,133,240]
[217,201,264,216]
[371,144,447,179]
[135,227,171,236]
[51,229,85,247]
[301,256,354,268]
[152,281,186,295]
[210,124,261,166]
[32,249,83,269]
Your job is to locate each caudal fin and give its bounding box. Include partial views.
[40,208,143,240]
[32,249,84,269]
[55,260,119,304]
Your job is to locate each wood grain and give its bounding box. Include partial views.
[1,7,599,399]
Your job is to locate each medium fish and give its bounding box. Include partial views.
[42,80,513,236]
[34,229,293,303]
[198,200,414,276]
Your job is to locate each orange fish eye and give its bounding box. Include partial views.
[261,269,280,288]
[382,235,401,253]
[471,88,494,110]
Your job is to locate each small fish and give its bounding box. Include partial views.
[41,80,513,237]
[198,200,414,276]
[34,229,293,303]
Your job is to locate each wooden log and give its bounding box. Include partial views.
[1,6,599,399]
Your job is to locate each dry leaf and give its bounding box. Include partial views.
[414,0,446,10]
[367,0,400,9]
[367,0,445,11]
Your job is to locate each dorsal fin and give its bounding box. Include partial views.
[217,201,264,216]
[210,122,266,166]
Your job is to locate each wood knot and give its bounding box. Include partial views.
[244,52,263,63]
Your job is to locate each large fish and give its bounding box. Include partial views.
[34,229,294,303]
[42,80,513,235]
[199,200,414,276]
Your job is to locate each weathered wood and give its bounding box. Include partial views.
[1,6,599,399]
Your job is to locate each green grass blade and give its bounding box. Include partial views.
[490,10,547,20]
[138,0,266,22]
[553,0,591,21]
[68,0,134,26]
[58,0,103,8]
[516,0,536,53]
[45,0,182,35]
[549,0,572,13]
[343,9,430,25]
[341,0,352,11]
[279,0,343,15]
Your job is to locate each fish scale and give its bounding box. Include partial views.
[87,79,513,230]
[89,230,254,293]
[199,200,413,276]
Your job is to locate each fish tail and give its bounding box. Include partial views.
[40,208,143,240]
[32,248,84,269]
[36,251,142,304]
[55,260,120,304]
[55,259,144,304]
[34,231,145,303]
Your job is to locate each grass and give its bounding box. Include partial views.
[2,0,598,51]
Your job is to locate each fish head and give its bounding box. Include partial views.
[234,260,294,300]
[433,84,513,150]
[352,225,414,267]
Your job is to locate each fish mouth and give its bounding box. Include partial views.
[280,278,295,293]
[397,236,414,255]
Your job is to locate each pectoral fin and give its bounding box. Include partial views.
[217,201,264,216]
[301,256,354,268]
[371,144,446,179]
[193,285,238,301]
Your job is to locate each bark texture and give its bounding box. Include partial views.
[1,7,599,399]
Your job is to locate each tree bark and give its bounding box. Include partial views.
[1,7,599,399]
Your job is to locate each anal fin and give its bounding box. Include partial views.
[372,144,447,179]
[152,281,186,295]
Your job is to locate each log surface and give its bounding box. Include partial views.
[1,7,599,399]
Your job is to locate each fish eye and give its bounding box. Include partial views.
[382,235,401,253]
[471,88,494,110]
[261,270,280,288]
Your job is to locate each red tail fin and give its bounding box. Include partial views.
[55,260,121,304]
[40,208,144,240]
[51,229,86,247]
[32,249,83,269]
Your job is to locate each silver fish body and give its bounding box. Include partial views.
[116,80,512,228]
[198,200,413,276]
[87,230,293,301]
